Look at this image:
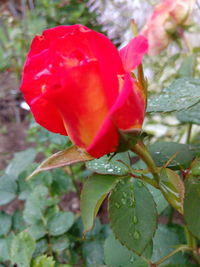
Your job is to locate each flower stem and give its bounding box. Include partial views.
[152,245,192,266]
[185,226,200,266]
[131,141,160,184]
[186,123,192,144]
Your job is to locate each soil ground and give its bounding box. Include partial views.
[0,71,29,170]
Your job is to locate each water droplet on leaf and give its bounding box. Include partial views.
[133,231,140,240]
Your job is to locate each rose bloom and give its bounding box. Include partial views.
[141,0,196,56]
[20,24,148,158]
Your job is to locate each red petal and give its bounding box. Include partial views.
[30,95,67,135]
[112,74,145,130]
[119,35,148,72]
[86,74,145,158]
[48,27,124,107]
[28,25,83,57]
[45,61,112,148]
[20,25,127,153]
[86,116,119,158]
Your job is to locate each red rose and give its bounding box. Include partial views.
[20,24,148,158]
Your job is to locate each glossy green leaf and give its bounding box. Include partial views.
[13,211,26,232]
[160,168,184,214]
[109,178,157,254]
[52,235,69,252]
[0,175,17,205]
[27,146,93,180]
[149,142,195,170]
[0,212,12,236]
[32,255,55,267]
[184,178,200,239]
[23,185,49,224]
[27,222,46,240]
[10,231,36,267]
[151,224,187,265]
[82,240,104,267]
[0,238,9,262]
[147,78,200,113]
[80,174,120,232]
[5,148,36,179]
[86,152,130,176]
[146,184,168,214]
[178,55,196,78]
[104,233,150,267]
[33,239,48,258]
[47,211,74,236]
[176,102,200,125]
[132,160,168,214]
[190,159,200,176]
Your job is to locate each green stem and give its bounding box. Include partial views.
[131,141,160,183]
[69,166,81,197]
[152,245,192,266]
[167,206,174,225]
[129,172,159,188]
[185,226,200,266]
[186,123,192,144]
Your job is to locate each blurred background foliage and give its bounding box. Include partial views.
[0,0,200,266]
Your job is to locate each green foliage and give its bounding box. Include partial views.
[151,225,187,265]
[184,178,200,239]
[47,211,75,236]
[149,142,195,170]
[109,178,157,254]
[0,212,12,236]
[5,148,36,179]
[0,174,17,205]
[81,174,120,232]
[147,78,200,113]
[104,233,150,267]
[176,102,200,125]
[86,152,130,175]
[33,255,55,267]
[10,231,36,267]
[159,168,184,214]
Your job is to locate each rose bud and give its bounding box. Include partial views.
[141,0,196,56]
[20,24,148,158]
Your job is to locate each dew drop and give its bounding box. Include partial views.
[130,256,135,263]
[137,181,143,187]
[114,202,120,209]
[133,215,138,224]
[107,168,114,172]
[122,192,127,198]
[121,198,126,205]
[133,231,140,240]
[130,199,136,208]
